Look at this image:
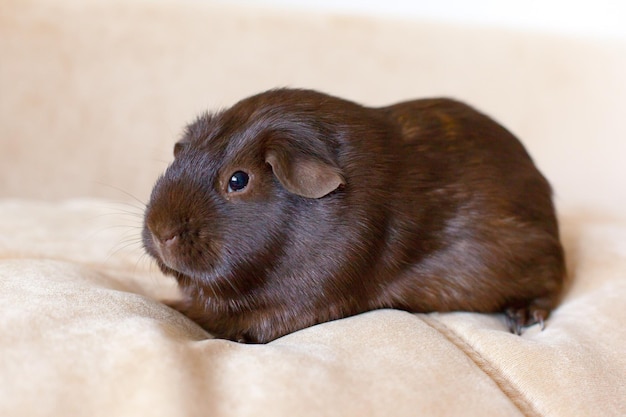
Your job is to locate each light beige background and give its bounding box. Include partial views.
[2,0,626,219]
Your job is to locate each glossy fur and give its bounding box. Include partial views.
[143,88,565,343]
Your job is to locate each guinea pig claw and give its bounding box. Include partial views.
[532,309,547,331]
[505,306,549,335]
[504,307,525,335]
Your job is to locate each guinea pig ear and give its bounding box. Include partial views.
[173,138,191,157]
[265,149,344,199]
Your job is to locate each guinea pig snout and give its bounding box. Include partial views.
[148,223,188,270]
[144,203,221,277]
[151,224,180,250]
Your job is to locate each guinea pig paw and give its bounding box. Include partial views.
[504,307,526,335]
[532,308,547,331]
[504,306,548,335]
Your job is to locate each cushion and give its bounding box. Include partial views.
[1,199,624,416]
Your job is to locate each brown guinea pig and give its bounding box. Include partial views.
[143,88,565,343]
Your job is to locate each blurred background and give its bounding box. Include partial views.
[229,0,626,39]
[1,0,625,217]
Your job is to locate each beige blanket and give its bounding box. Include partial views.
[1,200,625,416]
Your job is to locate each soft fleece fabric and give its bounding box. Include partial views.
[1,201,625,416]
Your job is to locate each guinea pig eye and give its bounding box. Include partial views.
[228,171,249,193]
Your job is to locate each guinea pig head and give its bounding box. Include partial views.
[142,106,347,300]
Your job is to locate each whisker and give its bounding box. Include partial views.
[101,202,146,218]
[94,182,148,208]
[92,210,145,220]
[107,238,144,261]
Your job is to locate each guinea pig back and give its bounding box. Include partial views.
[143,88,565,343]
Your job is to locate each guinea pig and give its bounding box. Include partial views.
[143,88,565,343]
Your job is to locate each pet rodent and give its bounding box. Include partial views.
[143,88,565,343]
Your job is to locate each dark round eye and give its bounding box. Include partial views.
[228,171,249,193]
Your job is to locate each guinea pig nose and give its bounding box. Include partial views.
[152,228,181,247]
[150,227,186,272]
[161,233,179,247]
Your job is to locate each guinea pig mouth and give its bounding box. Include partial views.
[158,254,190,276]
[155,253,216,282]
[154,246,214,279]
[144,231,215,279]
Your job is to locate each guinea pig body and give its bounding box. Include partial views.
[143,88,565,343]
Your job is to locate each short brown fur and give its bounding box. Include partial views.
[143,88,565,343]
